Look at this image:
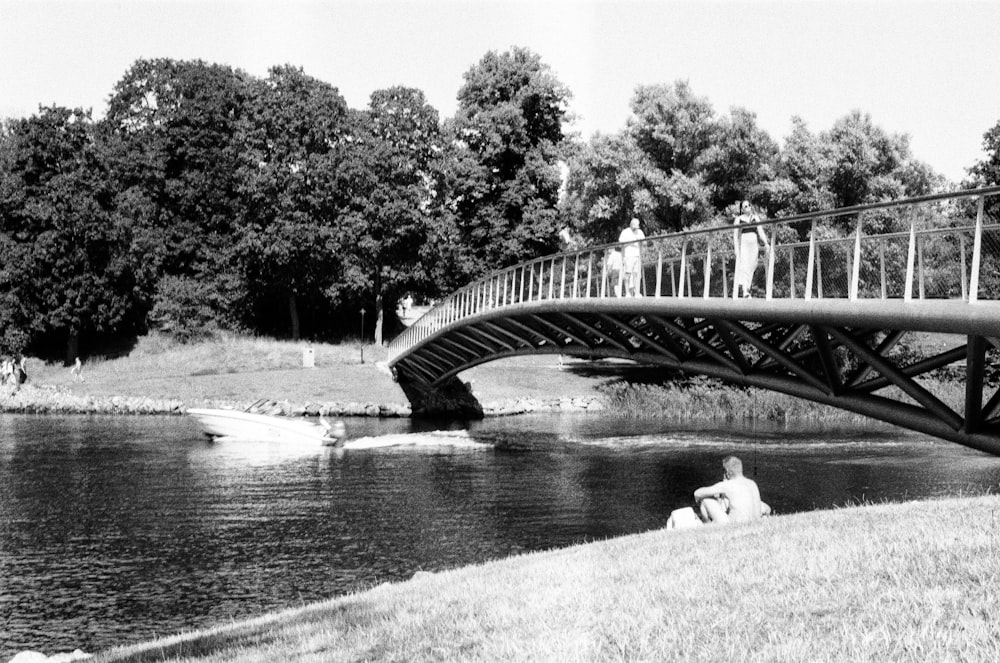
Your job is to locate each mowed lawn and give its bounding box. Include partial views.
[23,335,611,409]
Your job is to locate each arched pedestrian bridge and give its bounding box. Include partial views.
[388,187,1000,456]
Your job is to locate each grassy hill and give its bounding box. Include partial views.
[94,495,1000,663]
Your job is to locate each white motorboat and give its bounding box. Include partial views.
[187,399,343,444]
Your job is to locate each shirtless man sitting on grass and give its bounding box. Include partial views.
[694,455,769,524]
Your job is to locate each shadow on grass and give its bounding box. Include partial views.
[99,600,380,663]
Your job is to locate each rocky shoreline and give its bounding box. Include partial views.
[0,385,606,419]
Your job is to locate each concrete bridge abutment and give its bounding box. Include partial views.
[395,371,484,419]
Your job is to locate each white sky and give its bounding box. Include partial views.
[1,0,997,182]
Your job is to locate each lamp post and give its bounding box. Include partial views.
[360,307,366,364]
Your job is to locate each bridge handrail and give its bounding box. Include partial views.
[388,187,1000,362]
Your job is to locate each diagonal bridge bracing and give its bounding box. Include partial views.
[389,187,1000,456]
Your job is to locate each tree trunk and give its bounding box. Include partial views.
[65,329,79,367]
[288,294,300,341]
[374,295,384,346]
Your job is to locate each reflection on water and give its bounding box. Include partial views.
[1,413,998,657]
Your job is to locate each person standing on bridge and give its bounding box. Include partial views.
[733,201,769,298]
[618,217,645,297]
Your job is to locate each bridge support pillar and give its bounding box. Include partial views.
[396,372,484,419]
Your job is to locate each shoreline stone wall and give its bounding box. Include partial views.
[0,385,605,419]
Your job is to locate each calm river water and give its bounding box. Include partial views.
[2,412,999,658]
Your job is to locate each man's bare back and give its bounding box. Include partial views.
[692,456,764,524]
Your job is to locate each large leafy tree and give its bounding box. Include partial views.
[0,107,138,361]
[760,117,836,216]
[235,65,350,339]
[629,81,716,175]
[823,110,911,208]
[625,81,718,230]
[697,107,780,209]
[334,87,444,342]
[103,58,255,334]
[967,120,1000,189]
[560,132,674,242]
[445,47,570,277]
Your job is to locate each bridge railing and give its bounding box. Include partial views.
[389,187,1000,362]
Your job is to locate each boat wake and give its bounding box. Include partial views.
[560,431,911,451]
[341,429,491,450]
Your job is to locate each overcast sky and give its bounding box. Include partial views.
[2,0,997,182]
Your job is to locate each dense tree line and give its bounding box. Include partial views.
[560,81,948,242]
[2,48,998,361]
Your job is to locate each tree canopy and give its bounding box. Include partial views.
[444,47,570,278]
[0,107,139,360]
[2,53,984,359]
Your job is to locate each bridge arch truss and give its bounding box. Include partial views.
[389,187,1000,455]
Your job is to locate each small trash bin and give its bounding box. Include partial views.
[302,348,315,368]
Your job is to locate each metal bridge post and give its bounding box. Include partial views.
[732,227,740,299]
[965,335,987,433]
[805,221,816,300]
[765,232,775,300]
[918,236,926,300]
[641,256,648,296]
[970,197,984,303]
[679,241,688,298]
[905,216,916,302]
[586,254,593,298]
[850,217,862,301]
[879,239,887,299]
[656,249,663,298]
[573,253,580,299]
[560,257,567,299]
[600,254,607,298]
[704,245,712,299]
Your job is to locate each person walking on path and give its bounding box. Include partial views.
[618,217,646,297]
[70,357,84,382]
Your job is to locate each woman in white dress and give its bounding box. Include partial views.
[733,200,769,298]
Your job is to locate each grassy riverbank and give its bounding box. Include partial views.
[92,495,1000,663]
[4,334,610,415]
[3,332,951,422]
